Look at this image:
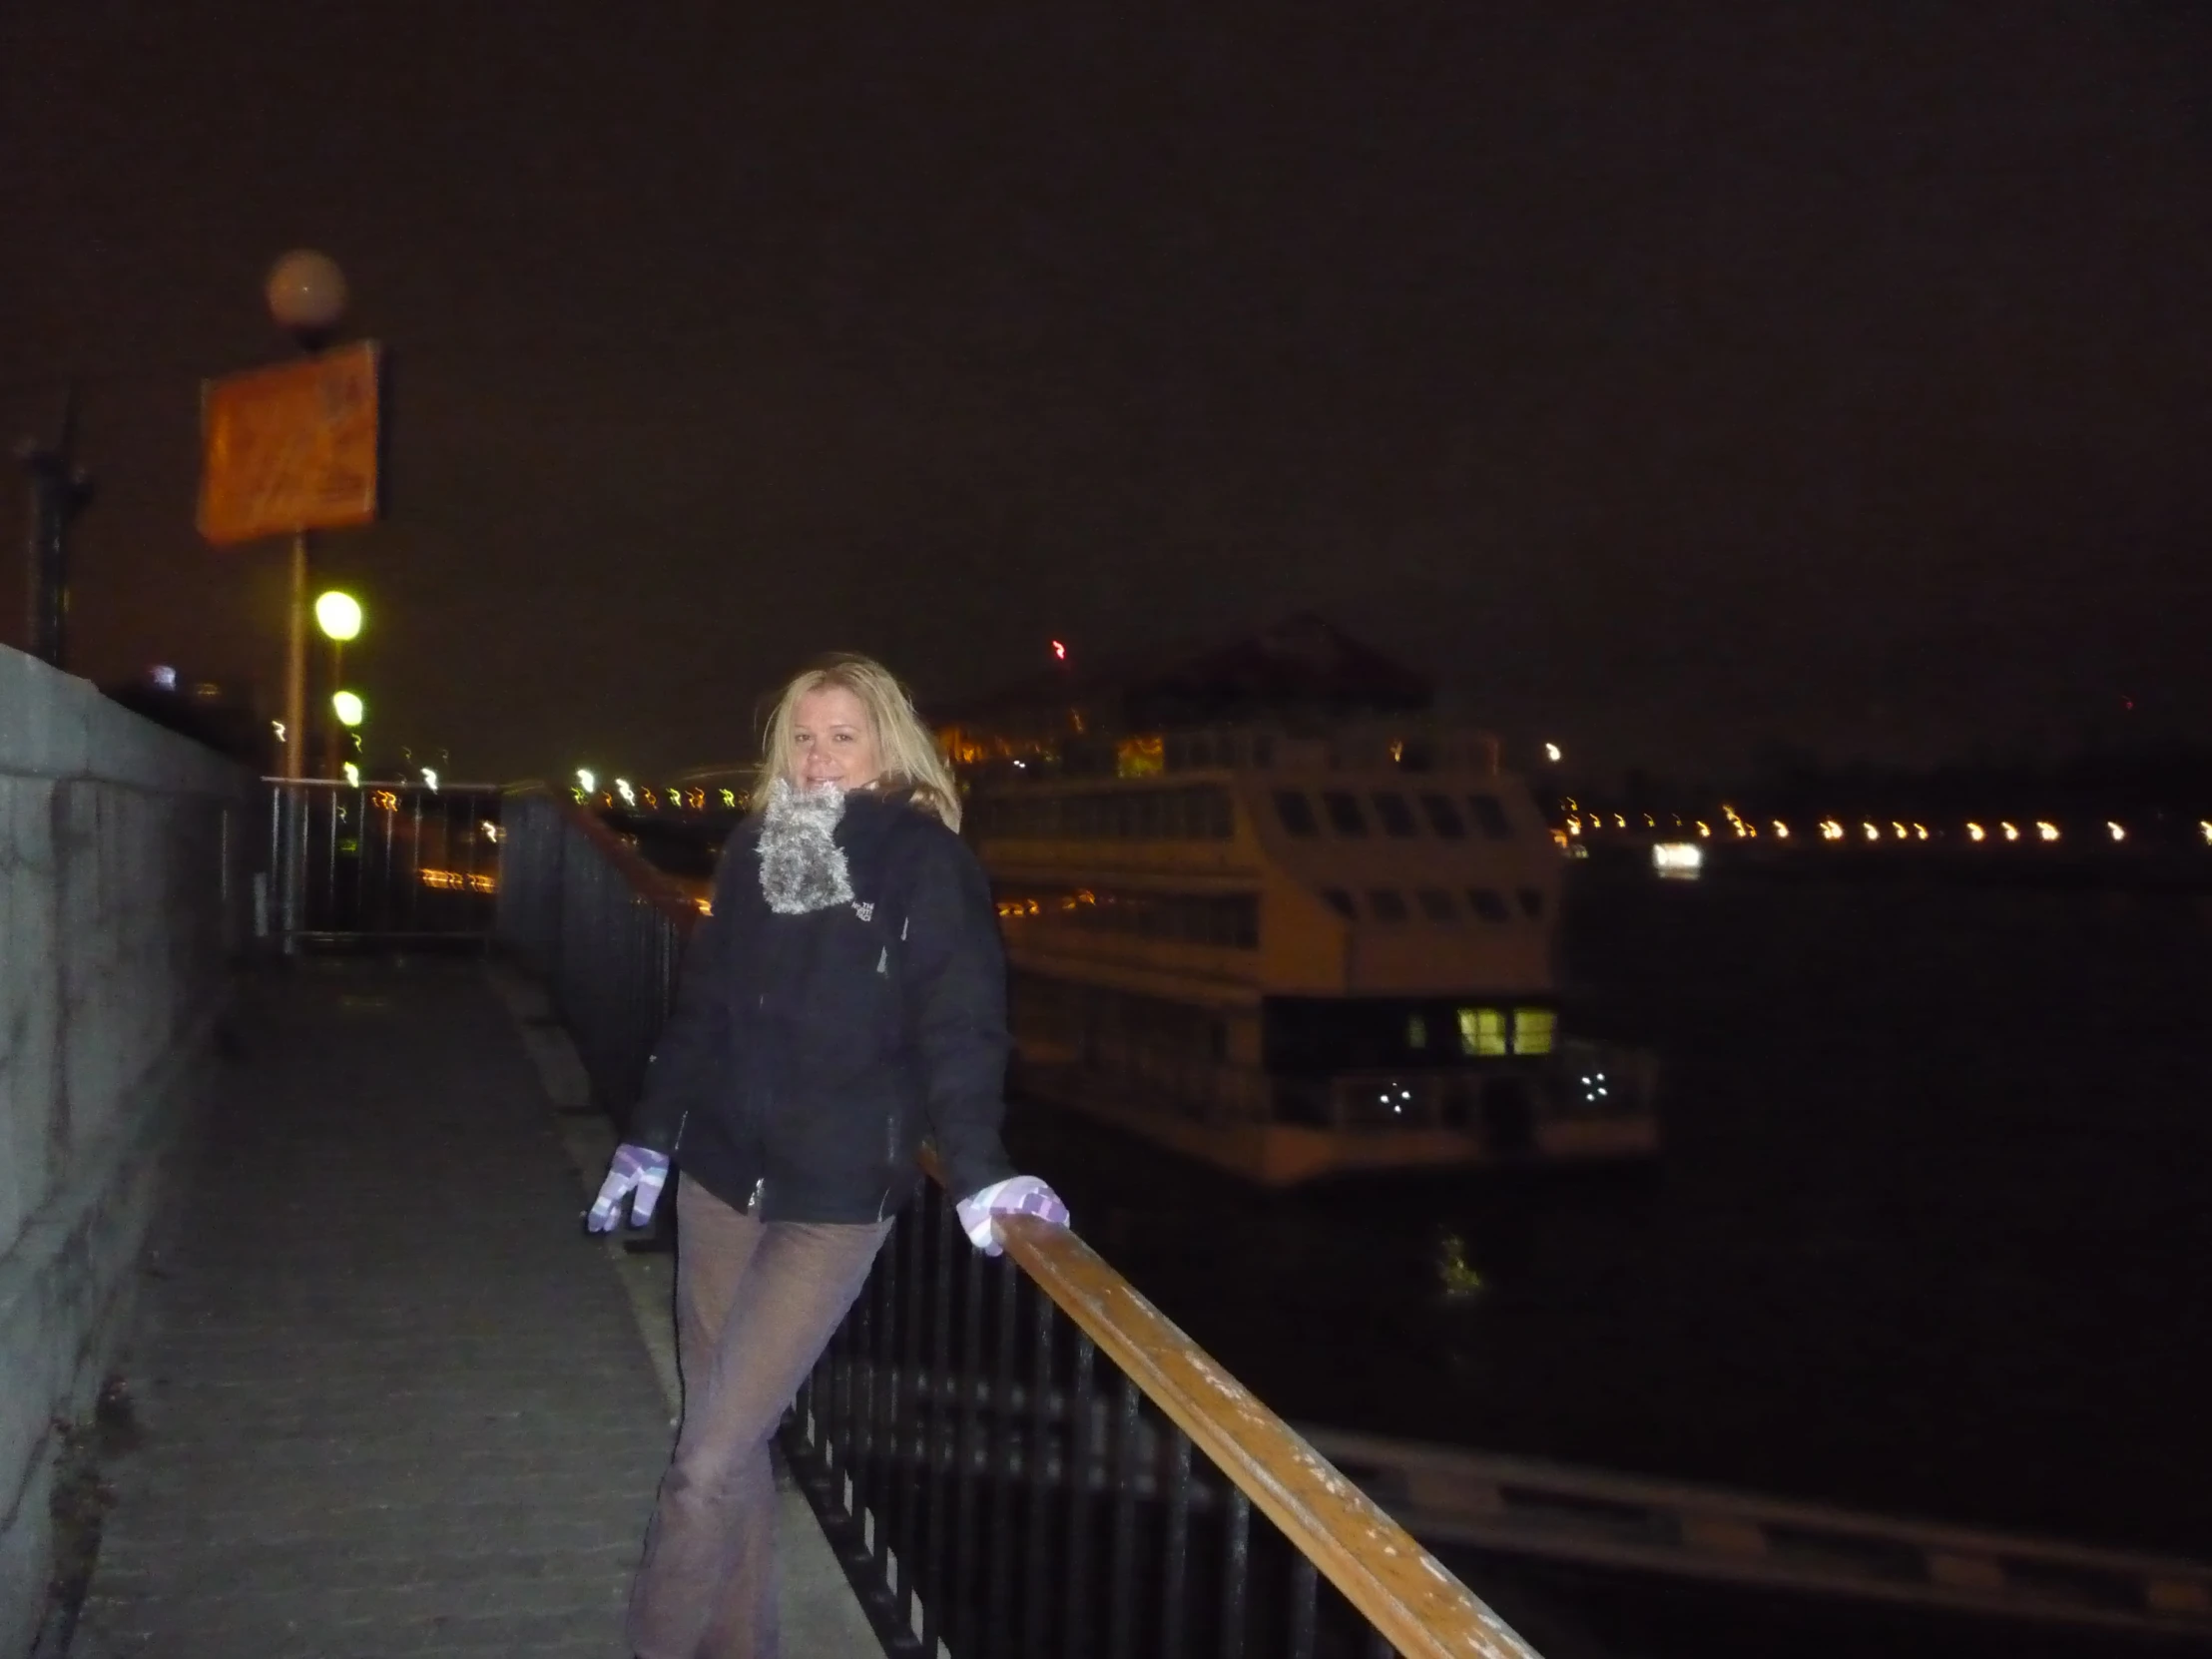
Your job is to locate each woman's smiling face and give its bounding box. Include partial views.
[790,685,881,793]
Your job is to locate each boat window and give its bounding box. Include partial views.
[1419,794,1466,837]
[1458,1006,1508,1057]
[1274,791,1319,836]
[1320,887,1357,920]
[1517,887,1545,918]
[988,884,1260,948]
[1466,794,1512,839]
[1406,1013,1429,1050]
[1323,791,1369,835]
[1372,792,1417,837]
[1467,887,1510,922]
[1366,888,1409,922]
[1203,789,1235,839]
[1415,888,1455,922]
[1512,1008,1555,1055]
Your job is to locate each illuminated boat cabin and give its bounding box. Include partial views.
[940,617,1658,1185]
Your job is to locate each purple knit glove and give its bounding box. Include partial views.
[587,1144,670,1232]
[954,1176,1071,1256]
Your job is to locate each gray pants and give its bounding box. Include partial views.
[627,1176,890,1659]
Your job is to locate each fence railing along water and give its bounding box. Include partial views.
[264,779,504,947]
[495,787,1539,1659]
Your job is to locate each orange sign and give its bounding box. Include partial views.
[198,341,382,545]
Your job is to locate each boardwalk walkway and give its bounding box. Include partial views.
[68,957,873,1659]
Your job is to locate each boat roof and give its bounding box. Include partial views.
[934,613,1432,741]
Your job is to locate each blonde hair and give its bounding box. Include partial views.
[758,654,964,831]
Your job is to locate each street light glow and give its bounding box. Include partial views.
[421,768,439,793]
[313,590,363,642]
[330,690,364,727]
[577,769,597,796]
[267,250,348,341]
[1543,742,1563,764]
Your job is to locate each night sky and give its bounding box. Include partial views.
[4,3,2209,782]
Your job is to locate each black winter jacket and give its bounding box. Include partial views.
[627,789,1018,1223]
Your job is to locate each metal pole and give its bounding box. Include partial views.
[284,532,308,783]
[326,636,344,779]
[279,530,309,951]
[17,391,91,670]
[17,450,64,666]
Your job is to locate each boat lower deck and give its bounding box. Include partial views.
[1014,1059,1661,1185]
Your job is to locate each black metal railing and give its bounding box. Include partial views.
[498,786,697,1126]
[783,1175,1536,1659]
[494,785,1541,1659]
[265,778,502,946]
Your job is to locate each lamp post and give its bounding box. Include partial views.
[314,588,362,777]
[265,251,348,786]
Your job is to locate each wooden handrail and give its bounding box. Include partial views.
[998,1212,1542,1659]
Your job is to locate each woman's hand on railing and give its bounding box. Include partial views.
[586,1144,671,1232]
[954,1175,1070,1256]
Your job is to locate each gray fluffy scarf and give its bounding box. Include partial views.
[756,777,856,914]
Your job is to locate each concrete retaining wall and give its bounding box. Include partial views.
[0,648,249,1655]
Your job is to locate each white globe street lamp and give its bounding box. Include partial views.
[314,589,363,642]
[267,250,349,351]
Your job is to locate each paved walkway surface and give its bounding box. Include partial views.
[70,957,875,1659]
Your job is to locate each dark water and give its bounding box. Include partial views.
[1000,866,2212,1657]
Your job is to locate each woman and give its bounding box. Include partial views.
[585,654,1069,1659]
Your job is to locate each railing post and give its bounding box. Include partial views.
[1219,1485,1250,1659]
[986,1257,1020,1654]
[1022,1284,1056,1656]
[1063,1331,1096,1659]
[1106,1373,1141,1659]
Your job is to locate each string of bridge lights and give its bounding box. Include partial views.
[571,771,740,813]
[576,776,2212,851]
[1560,804,2212,847]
